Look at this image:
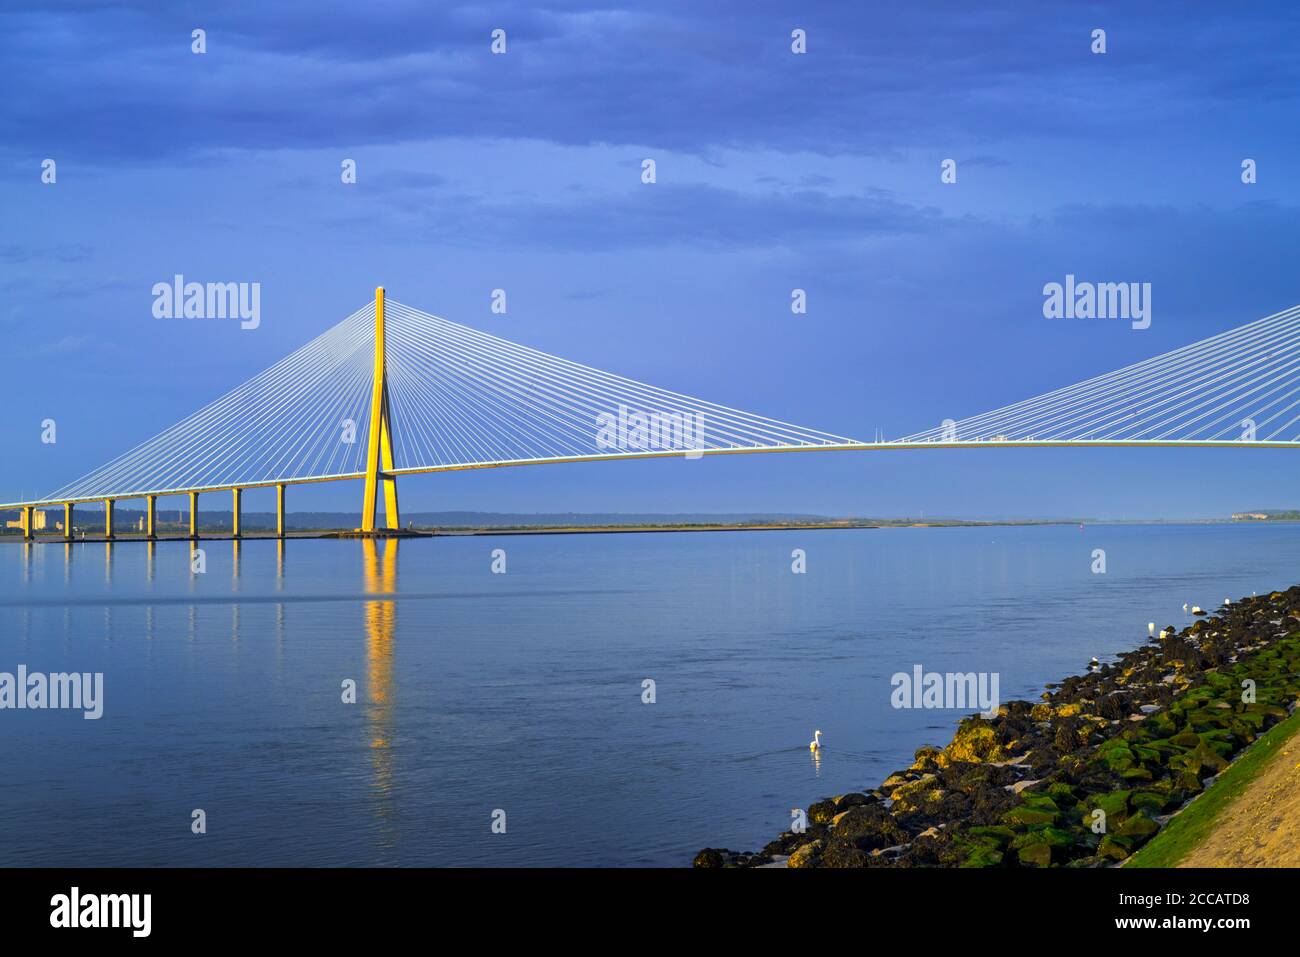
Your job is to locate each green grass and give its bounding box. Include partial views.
[1126,705,1300,868]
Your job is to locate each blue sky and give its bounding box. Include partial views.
[4,1,1300,518]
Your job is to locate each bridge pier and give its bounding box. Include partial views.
[189,491,199,540]
[276,483,286,538]
[64,503,73,541]
[145,494,157,539]
[231,488,242,539]
[361,286,402,533]
[20,505,33,541]
[103,499,115,540]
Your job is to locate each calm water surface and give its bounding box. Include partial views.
[2,523,1298,866]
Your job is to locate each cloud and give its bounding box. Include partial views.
[350,180,960,251]
[34,334,93,356]
[7,2,1300,163]
[0,243,94,264]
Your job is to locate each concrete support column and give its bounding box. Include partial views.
[21,506,33,541]
[104,500,115,540]
[146,495,157,539]
[231,488,242,539]
[276,483,286,538]
[64,503,73,541]
[189,491,199,540]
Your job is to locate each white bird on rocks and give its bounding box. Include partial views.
[1224,598,1231,606]
[1089,656,1100,672]
[809,730,823,752]
[1147,622,1155,636]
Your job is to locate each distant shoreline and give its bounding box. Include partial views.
[6,517,1300,543]
[426,519,1071,535]
[0,520,1054,543]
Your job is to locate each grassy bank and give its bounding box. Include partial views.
[1126,706,1300,867]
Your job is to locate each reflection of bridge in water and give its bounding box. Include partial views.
[8,293,1300,540]
[14,534,403,852]
[363,538,398,843]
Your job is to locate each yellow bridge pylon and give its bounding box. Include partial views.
[359,287,401,532]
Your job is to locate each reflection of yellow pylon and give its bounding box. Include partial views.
[360,287,400,532]
[362,538,398,802]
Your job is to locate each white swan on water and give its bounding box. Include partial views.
[809,730,823,752]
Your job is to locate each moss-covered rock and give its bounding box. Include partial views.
[831,792,872,811]
[911,746,944,771]
[829,804,910,850]
[692,848,725,868]
[1019,793,1060,813]
[1083,789,1131,825]
[807,798,838,824]
[1119,766,1154,781]
[944,717,1007,764]
[889,775,942,812]
[1016,840,1053,867]
[1003,805,1057,826]
[966,824,1017,846]
[1130,790,1170,814]
[820,838,870,868]
[1115,812,1160,841]
[1098,834,1134,860]
[1011,826,1074,867]
[787,840,823,868]
[948,829,1007,867]
[1100,744,1136,772]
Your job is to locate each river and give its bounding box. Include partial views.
[2,523,1297,866]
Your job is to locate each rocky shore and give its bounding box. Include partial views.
[694,587,1300,868]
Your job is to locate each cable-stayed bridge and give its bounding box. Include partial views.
[5,291,1300,540]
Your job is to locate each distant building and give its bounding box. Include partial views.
[4,510,48,531]
[1232,512,1270,521]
